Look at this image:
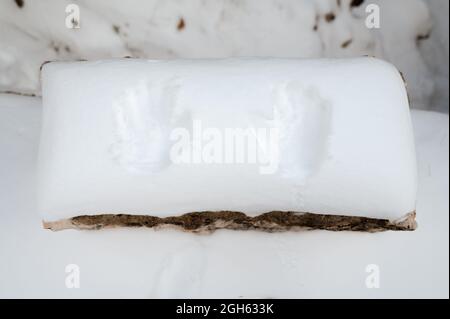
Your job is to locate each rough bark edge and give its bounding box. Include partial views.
[42,211,417,233]
[0,90,37,97]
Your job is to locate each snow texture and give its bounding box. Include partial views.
[0,0,448,299]
[0,94,448,298]
[38,58,416,221]
[0,0,448,112]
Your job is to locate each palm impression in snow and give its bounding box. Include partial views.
[38,58,417,232]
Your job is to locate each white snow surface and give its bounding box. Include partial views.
[0,94,448,298]
[0,0,448,112]
[38,57,417,221]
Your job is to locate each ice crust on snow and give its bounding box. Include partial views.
[0,0,447,112]
[38,57,417,221]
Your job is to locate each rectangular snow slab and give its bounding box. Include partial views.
[38,57,417,231]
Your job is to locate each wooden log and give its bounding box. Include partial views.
[43,211,417,233]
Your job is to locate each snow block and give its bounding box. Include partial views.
[38,58,417,230]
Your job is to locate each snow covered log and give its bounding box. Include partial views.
[38,57,417,232]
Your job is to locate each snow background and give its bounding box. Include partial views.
[0,94,448,298]
[0,0,448,298]
[0,0,448,112]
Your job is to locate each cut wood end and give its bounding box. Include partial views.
[392,211,417,230]
[43,219,74,231]
[42,211,417,233]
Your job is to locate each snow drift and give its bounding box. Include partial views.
[38,57,417,230]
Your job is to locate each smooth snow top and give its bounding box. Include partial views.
[38,57,417,221]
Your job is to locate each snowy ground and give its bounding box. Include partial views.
[0,0,448,112]
[0,0,448,298]
[0,94,448,298]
